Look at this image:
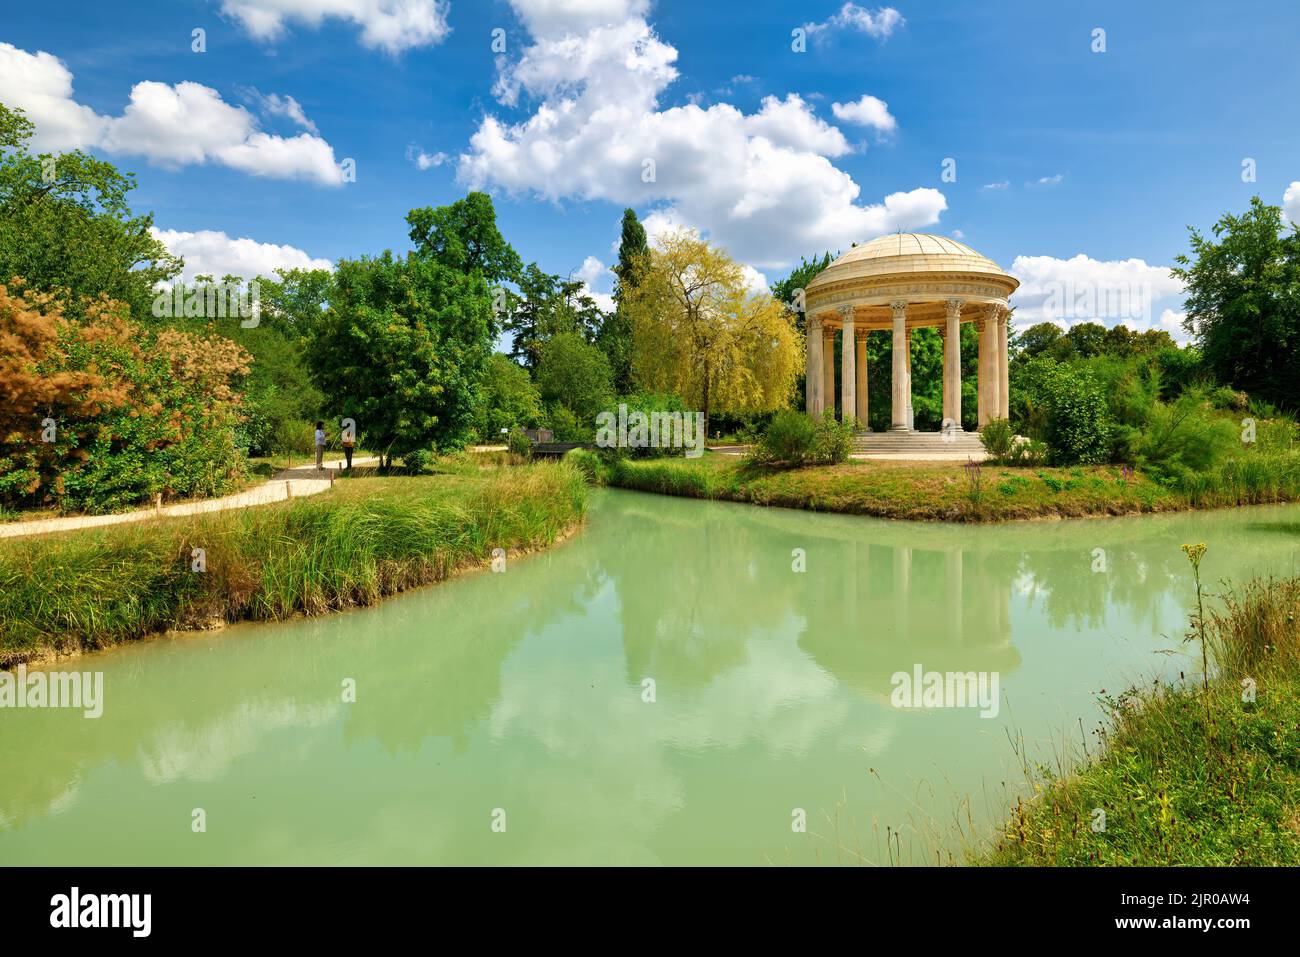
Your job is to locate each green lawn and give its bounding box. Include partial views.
[606,453,1181,521]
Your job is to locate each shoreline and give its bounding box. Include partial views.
[0,465,589,670]
[603,455,1300,524]
[2,516,585,674]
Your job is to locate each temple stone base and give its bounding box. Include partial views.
[851,431,987,461]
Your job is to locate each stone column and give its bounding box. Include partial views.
[998,309,1010,420]
[890,299,909,431]
[976,316,990,428]
[839,305,856,427]
[805,313,817,414]
[943,298,963,432]
[905,328,914,430]
[854,331,868,428]
[806,314,822,415]
[983,305,1002,426]
[822,329,835,419]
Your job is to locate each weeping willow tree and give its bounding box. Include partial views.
[623,229,803,435]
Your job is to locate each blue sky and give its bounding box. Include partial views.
[2,0,1298,335]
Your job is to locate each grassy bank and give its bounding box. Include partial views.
[0,461,587,667]
[976,575,1300,866]
[602,451,1300,522]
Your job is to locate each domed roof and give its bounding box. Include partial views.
[806,232,1017,291]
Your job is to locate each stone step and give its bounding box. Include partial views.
[851,431,987,454]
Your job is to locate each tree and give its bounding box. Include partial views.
[1064,321,1108,359]
[771,252,833,331]
[475,353,543,440]
[406,191,522,288]
[507,263,605,370]
[256,267,334,341]
[624,229,803,435]
[597,208,649,393]
[0,281,250,511]
[1014,322,1066,361]
[535,331,614,423]
[0,103,180,319]
[307,251,494,465]
[1173,196,1300,411]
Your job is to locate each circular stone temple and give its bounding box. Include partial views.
[803,233,1019,433]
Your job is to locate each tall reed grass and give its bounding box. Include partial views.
[975,574,1300,866]
[0,463,586,665]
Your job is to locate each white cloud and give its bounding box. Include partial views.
[1029,173,1064,186]
[1284,181,1300,228]
[0,43,346,185]
[830,94,896,134]
[575,255,615,312]
[951,229,965,240]
[982,181,1009,191]
[1009,253,1185,336]
[218,0,452,54]
[151,227,333,283]
[1158,308,1189,338]
[461,8,944,269]
[804,4,905,41]
[745,94,852,156]
[740,264,770,296]
[507,0,651,38]
[248,90,318,133]
[407,146,449,169]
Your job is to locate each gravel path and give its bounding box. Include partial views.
[0,456,379,540]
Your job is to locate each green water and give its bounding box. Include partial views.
[2,490,1299,865]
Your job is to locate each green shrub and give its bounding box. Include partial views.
[596,392,693,458]
[1043,366,1112,465]
[749,409,818,465]
[750,410,855,466]
[401,449,432,473]
[507,428,532,458]
[810,412,856,465]
[563,447,603,484]
[546,404,590,443]
[979,418,1016,462]
[272,418,318,456]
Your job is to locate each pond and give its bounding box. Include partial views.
[2,490,1298,865]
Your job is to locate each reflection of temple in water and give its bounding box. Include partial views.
[797,537,1020,700]
[603,497,1021,701]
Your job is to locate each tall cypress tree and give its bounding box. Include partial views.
[598,208,648,394]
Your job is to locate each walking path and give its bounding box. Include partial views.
[0,456,378,540]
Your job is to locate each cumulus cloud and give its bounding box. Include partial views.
[1284,181,1300,228]
[1158,308,1188,336]
[247,90,318,133]
[575,255,616,312]
[407,145,449,169]
[982,181,1009,191]
[1029,173,1064,186]
[0,43,346,185]
[151,227,333,284]
[508,0,652,38]
[460,4,944,269]
[804,4,905,41]
[218,0,451,54]
[1009,253,1186,338]
[830,94,896,134]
